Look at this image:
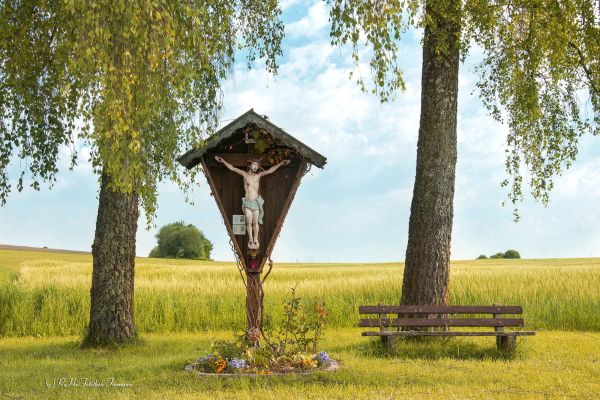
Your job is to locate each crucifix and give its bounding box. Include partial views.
[215,156,290,249]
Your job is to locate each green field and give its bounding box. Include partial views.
[1,249,599,399]
[1,250,599,336]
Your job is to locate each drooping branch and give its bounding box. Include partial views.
[568,41,599,96]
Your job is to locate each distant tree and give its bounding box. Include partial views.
[483,250,521,259]
[503,250,521,259]
[150,222,213,260]
[148,247,161,259]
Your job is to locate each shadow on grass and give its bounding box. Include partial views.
[333,336,522,361]
[1,334,156,361]
[0,338,82,359]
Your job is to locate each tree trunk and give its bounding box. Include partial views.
[401,0,461,306]
[85,171,139,345]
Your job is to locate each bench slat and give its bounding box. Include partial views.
[358,318,524,328]
[362,331,536,337]
[359,305,523,315]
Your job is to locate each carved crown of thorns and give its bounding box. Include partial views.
[246,157,264,167]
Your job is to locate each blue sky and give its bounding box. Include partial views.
[1,0,599,262]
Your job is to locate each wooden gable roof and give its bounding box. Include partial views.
[177,109,327,169]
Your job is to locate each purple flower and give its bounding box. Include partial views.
[229,358,247,369]
[314,351,332,366]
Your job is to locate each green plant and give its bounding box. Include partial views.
[264,285,328,357]
[149,221,213,260]
[211,339,243,360]
[246,346,272,369]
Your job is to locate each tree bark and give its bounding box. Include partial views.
[401,0,461,306]
[85,171,139,345]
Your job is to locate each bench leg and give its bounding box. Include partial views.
[382,336,396,355]
[497,336,516,355]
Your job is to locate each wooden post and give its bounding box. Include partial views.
[494,303,516,355]
[378,302,396,354]
[246,271,262,334]
[498,334,516,355]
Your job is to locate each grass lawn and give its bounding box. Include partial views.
[1,330,599,399]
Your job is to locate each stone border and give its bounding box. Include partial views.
[184,360,340,376]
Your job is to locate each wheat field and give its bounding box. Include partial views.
[1,249,599,336]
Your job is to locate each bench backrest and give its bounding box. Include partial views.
[359,305,522,314]
[358,305,524,329]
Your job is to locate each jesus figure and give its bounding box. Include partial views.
[215,156,290,249]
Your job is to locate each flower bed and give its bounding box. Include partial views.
[184,351,338,376]
[184,288,338,376]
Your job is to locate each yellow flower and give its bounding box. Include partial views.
[213,357,227,373]
[292,353,318,369]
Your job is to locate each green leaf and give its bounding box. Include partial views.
[255,138,268,153]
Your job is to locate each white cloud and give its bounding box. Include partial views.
[223,36,424,169]
[553,157,600,200]
[280,0,311,11]
[286,1,329,38]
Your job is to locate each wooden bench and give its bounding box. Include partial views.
[359,304,535,355]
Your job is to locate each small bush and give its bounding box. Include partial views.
[149,221,213,260]
[264,285,328,356]
[503,249,521,259]
[477,250,521,260]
